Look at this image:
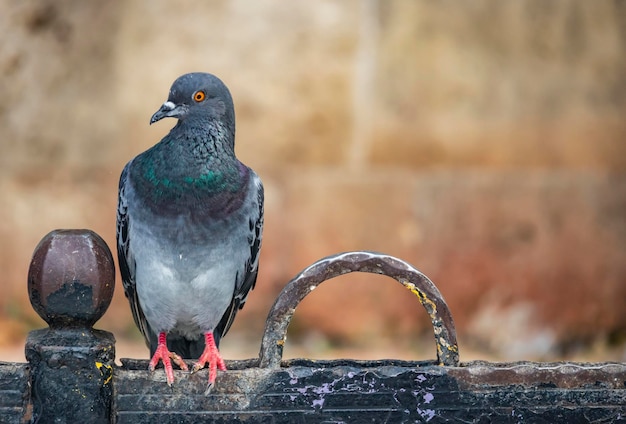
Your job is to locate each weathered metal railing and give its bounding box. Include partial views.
[0,229,624,423]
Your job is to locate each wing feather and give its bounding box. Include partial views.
[214,172,264,344]
[116,162,155,348]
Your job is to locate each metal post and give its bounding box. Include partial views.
[25,229,116,424]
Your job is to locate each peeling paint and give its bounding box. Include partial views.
[417,407,436,422]
[423,392,434,404]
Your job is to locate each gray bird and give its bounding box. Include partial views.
[116,72,263,388]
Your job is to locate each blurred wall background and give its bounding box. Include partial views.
[0,0,625,362]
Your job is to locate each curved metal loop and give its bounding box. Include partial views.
[258,251,459,368]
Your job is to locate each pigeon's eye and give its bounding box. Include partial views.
[193,91,206,102]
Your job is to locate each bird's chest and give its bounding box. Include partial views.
[131,168,247,222]
[130,145,248,214]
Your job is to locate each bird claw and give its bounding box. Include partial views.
[190,362,204,374]
[203,381,214,396]
[148,340,188,385]
[170,353,189,372]
[194,332,227,387]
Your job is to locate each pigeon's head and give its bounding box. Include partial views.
[150,73,235,130]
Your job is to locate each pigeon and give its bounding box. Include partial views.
[116,72,263,389]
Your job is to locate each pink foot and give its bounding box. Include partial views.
[148,332,188,386]
[191,332,226,387]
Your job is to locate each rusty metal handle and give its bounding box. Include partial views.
[258,251,459,368]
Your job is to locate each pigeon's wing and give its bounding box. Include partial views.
[116,162,154,348]
[214,172,264,343]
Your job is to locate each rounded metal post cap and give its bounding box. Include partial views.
[28,229,115,328]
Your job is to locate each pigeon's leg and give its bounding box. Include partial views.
[148,331,189,386]
[191,332,227,386]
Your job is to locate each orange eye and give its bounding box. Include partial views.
[193,91,206,102]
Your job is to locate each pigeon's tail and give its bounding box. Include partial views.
[150,333,222,360]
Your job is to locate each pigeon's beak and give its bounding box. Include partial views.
[150,101,185,124]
